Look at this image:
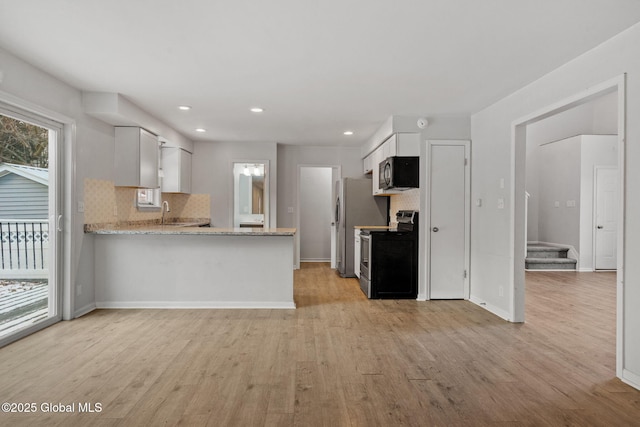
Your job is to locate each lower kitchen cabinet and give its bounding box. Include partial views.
[354,229,361,278]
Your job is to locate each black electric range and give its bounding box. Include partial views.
[359,210,418,299]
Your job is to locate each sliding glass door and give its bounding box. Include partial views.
[0,103,62,346]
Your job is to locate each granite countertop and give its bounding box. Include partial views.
[354,225,392,229]
[86,223,296,236]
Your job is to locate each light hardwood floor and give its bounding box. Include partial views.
[0,264,637,426]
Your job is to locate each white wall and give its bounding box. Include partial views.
[538,137,582,249]
[470,22,640,386]
[525,92,618,242]
[276,145,363,229]
[361,115,471,158]
[299,167,333,261]
[191,141,277,228]
[535,134,618,270]
[0,47,114,318]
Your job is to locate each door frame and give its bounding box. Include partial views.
[422,139,471,300]
[511,75,625,377]
[593,165,618,270]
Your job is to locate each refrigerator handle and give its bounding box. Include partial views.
[335,197,340,224]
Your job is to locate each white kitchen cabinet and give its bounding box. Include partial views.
[115,127,159,188]
[371,145,385,195]
[354,229,361,278]
[161,147,192,193]
[386,133,421,157]
[363,154,373,175]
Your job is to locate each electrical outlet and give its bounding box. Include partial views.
[554,201,560,208]
[497,198,504,209]
[287,207,294,214]
[77,201,85,213]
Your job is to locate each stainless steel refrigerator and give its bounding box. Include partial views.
[335,178,388,277]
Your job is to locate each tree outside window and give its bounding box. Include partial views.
[0,115,49,168]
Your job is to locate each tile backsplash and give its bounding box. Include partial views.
[84,178,210,225]
[389,188,420,225]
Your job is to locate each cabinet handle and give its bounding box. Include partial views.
[432,227,439,232]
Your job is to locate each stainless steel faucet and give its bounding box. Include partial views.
[161,200,170,225]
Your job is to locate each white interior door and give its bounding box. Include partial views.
[594,166,617,270]
[429,142,470,299]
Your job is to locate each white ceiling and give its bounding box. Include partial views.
[1,0,640,146]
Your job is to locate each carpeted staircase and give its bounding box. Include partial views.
[525,244,577,270]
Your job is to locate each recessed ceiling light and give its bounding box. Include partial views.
[178,105,191,111]
[195,128,206,133]
[250,107,264,113]
[343,131,354,136]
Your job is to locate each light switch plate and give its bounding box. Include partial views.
[77,201,85,213]
[497,198,504,209]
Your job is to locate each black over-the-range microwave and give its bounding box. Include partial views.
[378,156,419,190]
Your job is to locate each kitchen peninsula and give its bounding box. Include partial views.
[87,225,296,309]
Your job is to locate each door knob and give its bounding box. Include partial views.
[432,227,439,232]
[597,225,603,229]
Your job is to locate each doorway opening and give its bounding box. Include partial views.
[232,161,269,228]
[0,103,62,346]
[296,165,340,269]
[513,75,625,376]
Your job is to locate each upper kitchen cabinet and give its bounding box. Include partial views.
[384,133,420,157]
[364,133,420,174]
[161,146,192,193]
[115,127,159,188]
[371,145,385,195]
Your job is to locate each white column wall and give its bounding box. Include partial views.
[470,23,640,386]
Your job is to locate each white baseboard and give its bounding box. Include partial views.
[469,295,512,322]
[95,301,296,309]
[300,258,331,263]
[74,303,96,318]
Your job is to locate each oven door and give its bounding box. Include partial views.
[359,233,371,297]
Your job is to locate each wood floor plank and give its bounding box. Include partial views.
[0,264,637,426]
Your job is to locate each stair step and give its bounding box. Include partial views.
[525,257,577,270]
[526,245,569,259]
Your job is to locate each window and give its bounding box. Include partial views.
[136,188,161,210]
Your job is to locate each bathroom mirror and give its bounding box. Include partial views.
[233,162,268,228]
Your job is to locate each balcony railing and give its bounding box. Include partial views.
[0,220,49,279]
